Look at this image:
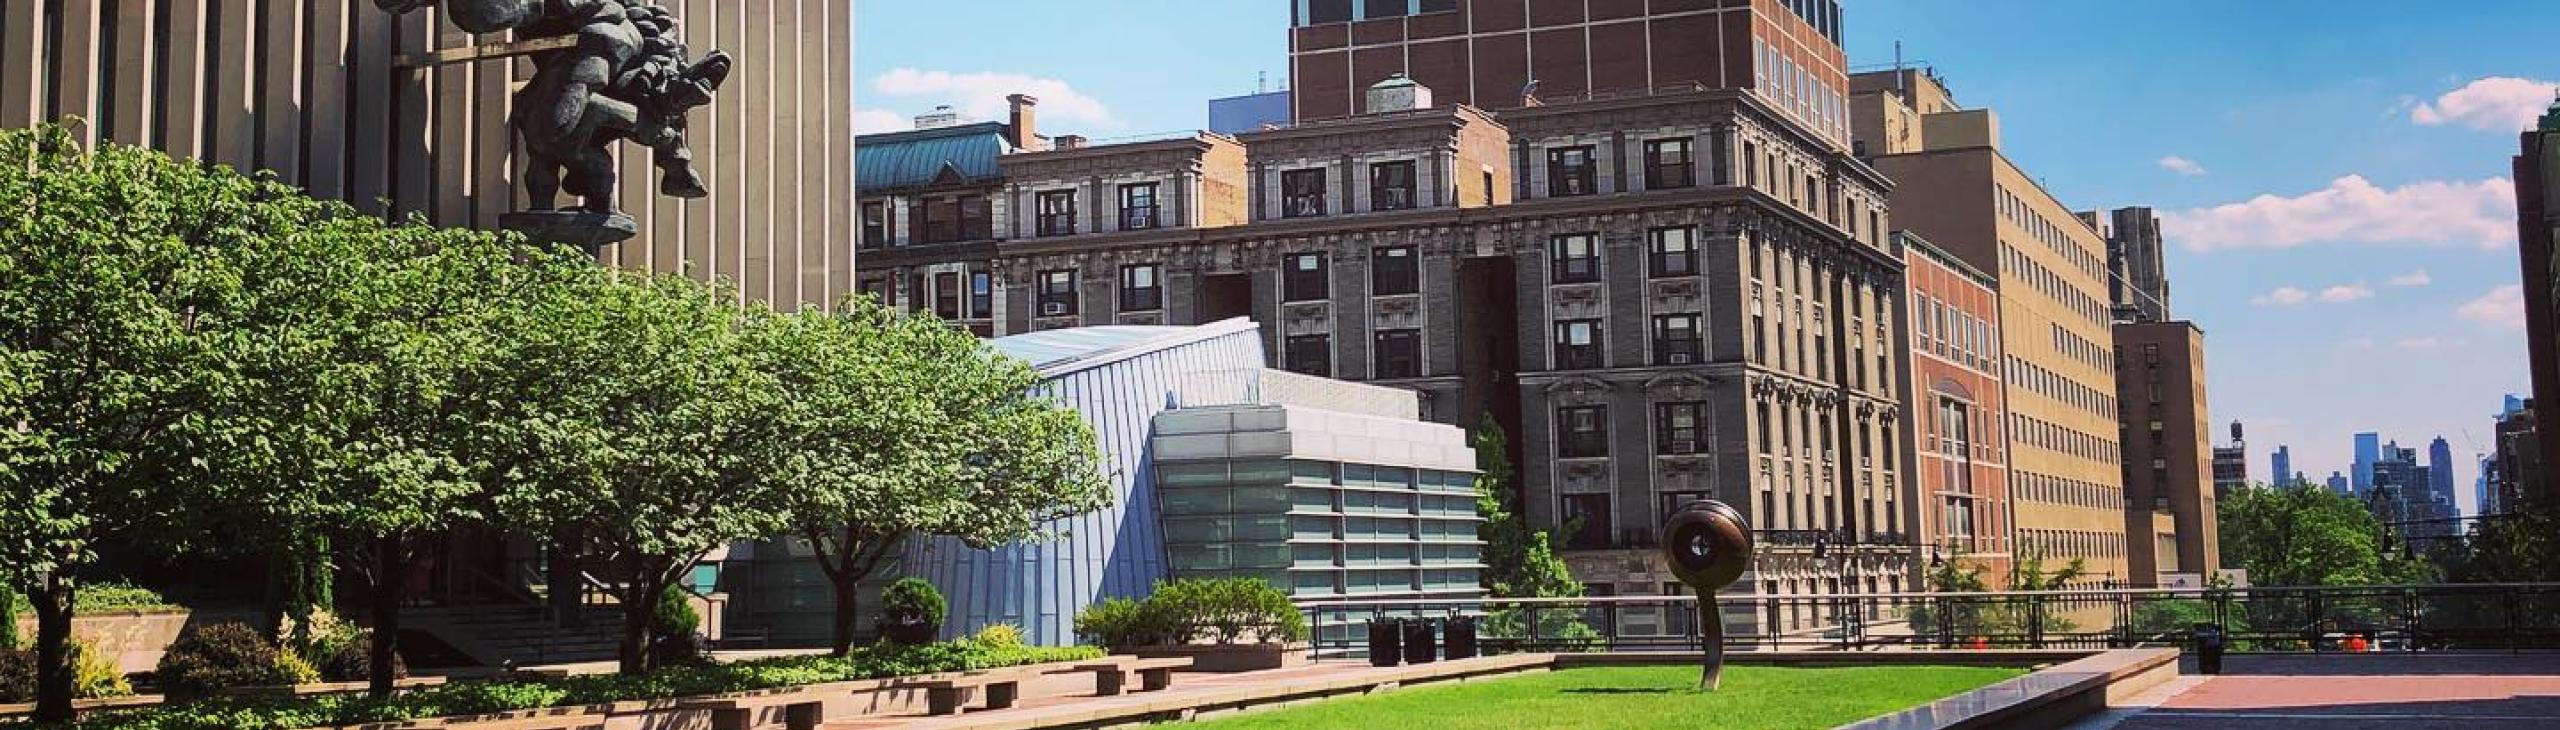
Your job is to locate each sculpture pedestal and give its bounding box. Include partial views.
[501,210,639,250]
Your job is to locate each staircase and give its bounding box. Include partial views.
[405,605,626,668]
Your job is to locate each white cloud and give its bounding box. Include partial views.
[2319,282,2375,303]
[2388,269,2434,287]
[871,68,1117,130]
[2459,285,2528,329]
[2251,286,2311,307]
[2412,77,2558,131]
[2158,156,2207,176]
[2160,175,2516,251]
[852,108,908,135]
[2396,337,2464,350]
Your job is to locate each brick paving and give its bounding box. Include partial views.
[2095,654,2560,730]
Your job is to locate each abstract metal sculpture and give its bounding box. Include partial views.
[375,0,731,249]
[1661,499,1753,690]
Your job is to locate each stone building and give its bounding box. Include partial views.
[855,79,1912,624]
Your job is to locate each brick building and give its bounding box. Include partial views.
[2113,321,2220,585]
[1900,231,2014,585]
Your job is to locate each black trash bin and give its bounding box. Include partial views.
[1403,618,1440,664]
[2193,623,2226,675]
[1444,616,1479,660]
[1368,618,1404,667]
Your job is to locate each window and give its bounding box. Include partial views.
[1119,183,1160,230]
[1035,190,1077,237]
[968,272,993,319]
[1657,402,1706,455]
[1285,335,1332,377]
[860,201,889,249]
[1554,320,1603,370]
[1653,314,1702,365]
[1362,0,1407,20]
[1547,146,1596,197]
[1649,226,1697,277]
[1284,252,1330,301]
[1375,329,1421,379]
[915,194,991,243]
[1036,269,1078,317]
[1303,0,1352,24]
[1558,406,1609,458]
[1119,264,1162,312]
[1370,161,1417,211]
[1560,493,1612,550]
[1550,234,1600,283]
[1644,138,1694,189]
[1371,246,1419,295]
[932,272,960,320]
[1282,168,1328,218]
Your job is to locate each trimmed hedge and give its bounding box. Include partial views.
[1074,578,1308,651]
[6,634,1101,730]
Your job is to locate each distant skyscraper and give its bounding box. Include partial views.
[2271,445,2293,487]
[2326,471,2351,494]
[2428,437,2460,517]
[2353,432,2383,496]
[2480,454,2504,516]
[2212,422,2249,499]
[2107,207,2171,323]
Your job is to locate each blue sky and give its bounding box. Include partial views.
[854,1,2555,513]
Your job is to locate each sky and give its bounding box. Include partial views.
[852,1,2556,515]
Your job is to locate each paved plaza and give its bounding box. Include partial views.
[2075,654,2560,730]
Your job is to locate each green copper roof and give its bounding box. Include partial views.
[856,121,1009,194]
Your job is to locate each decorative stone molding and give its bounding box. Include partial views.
[1558,459,1613,492]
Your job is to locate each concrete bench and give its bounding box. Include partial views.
[1049,656,1195,696]
[894,667,1045,716]
[681,696,825,730]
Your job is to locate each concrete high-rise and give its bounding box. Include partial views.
[2428,437,2460,517]
[2271,445,2294,488]
[2106,207,2171,323]
[2353,432,2383,496]
[1855,66,2131,587]
[2326,471,2351,495]
[2116,322,2221,584]
[1286,0,1851,150]
[2511,98,2560,506]
[2211,422,2248,500]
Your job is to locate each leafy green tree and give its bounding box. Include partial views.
[1470,416,1580,599]
[2219,483,2410,587]
[2453,499,2560,583]
[768,297,1110,655]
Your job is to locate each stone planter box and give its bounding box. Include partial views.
[11,608,262,674]
[304,657,1109,730]
[1129,642,1309,673]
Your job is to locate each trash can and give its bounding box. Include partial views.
[1403,618,1440,664]
[2192,623,2226,675]
[1367,618,1404,667]
[1444,616,1480,660]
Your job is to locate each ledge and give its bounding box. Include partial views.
[1837,648,2181,730]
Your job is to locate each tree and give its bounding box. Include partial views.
[2452,499,2560,583]
[770,297,1110,655]
[1470,416,1580,599]
[2219,483,2408,587]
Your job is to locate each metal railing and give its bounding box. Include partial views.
[1297,583,2560,659]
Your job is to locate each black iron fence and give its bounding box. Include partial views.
[1298,583,2560,658]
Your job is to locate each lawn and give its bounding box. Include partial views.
[1179,665,2027,730]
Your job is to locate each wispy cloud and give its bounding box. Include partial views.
[853,108,908,135]
[2251,286,2312,307]
[2458,285,2528,329]
[2396,337,2464,351]
[2388,269,2434,288]
[2160,175,2516,251]
[871,68,1118,130]
[2158,156,2208,176]
[2320,282,2375,303]
[2412,77,2558,131]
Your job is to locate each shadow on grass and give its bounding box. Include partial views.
[1561,687,1689,695]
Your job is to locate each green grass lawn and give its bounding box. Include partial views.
[1178,665,2026,730]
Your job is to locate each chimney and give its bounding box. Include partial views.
[1364,73,1432,115]
[1006,93,1039,151]
[1053,135,1088,150]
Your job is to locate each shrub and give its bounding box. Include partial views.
[1073,579,1307,651]
[292,619,403,683]
[0,638,134,704]
[0,647,29,704]
[157,622,310,700]
[968,623,1024,649]
[650,587,707,667]
[76,583,182,614]
[1,584,17,651]
[877,578,946,645]
[1072,597,1172,651]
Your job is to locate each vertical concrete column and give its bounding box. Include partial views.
[55,0,105,146]
[257,0,304,183]
[108,0,158,146]
[211,0,257,169]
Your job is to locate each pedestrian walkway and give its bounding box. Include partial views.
[2069,654,2560,730]
[821,655,1550,729]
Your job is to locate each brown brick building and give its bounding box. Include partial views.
[1900,232,2014,585]
[1288,0,1849,150]
[2511,101,2560,508]
[2113,321,2220,584]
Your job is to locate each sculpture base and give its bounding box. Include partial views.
[501,210,639,250]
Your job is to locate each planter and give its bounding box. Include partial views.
[1129,642,1309,673]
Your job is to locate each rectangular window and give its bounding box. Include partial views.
[1550,234,1600,283]
[1653,314,1702,365]
[1286,334,1332,377]
[1370,161,1417,212]
[1119,183,1160,230]
[1558,406,1610,458]
[1036,269,1078,317]
[968,272,993,319]
[1282,168,1328,218]
[1547,146,1596,197]
[1649,226,1698,277]
[1036,190,1078,237]
[1119,264,1162,312]
[1284,252,1330,302]
[932,272,961,320]
[1372,245,1419,295]
[860,201,889,249]
[1554,319,1604,370]
[1305,0,1353,24]
[1644,138,1695,189]
[1374,329,1422,379]
[1657,402,1706,456]
[958,194,992,240]
[917,196,959,243]
[1560,493,1613,550]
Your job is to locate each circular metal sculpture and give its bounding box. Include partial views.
[1661,499,1753,690]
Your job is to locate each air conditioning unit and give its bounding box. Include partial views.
[1041,302,1070,317]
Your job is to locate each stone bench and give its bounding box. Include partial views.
[681,696,825,730]
[1048,656,1195,696]
[893,666,1047,716]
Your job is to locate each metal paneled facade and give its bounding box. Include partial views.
[0,0,857,309]
[902,321,1268,646]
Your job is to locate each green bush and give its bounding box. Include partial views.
[1,584,17,651]
[1074,578,1307,651]
[0,647,28,704]
[650,587,706,667]
[291,620,402,683]
[0,638,133,704]
[156,622,310,700]
[75,584,181,614]
[877,578,946,645]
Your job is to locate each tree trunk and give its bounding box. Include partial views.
[616,562,660,676]
[367,538,407,700]
[548,541,585,629]
[829,576,861,656]
[30,572,76,724]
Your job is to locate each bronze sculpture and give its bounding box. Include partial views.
[1661,499,1753,690]
[374,0,730,249]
